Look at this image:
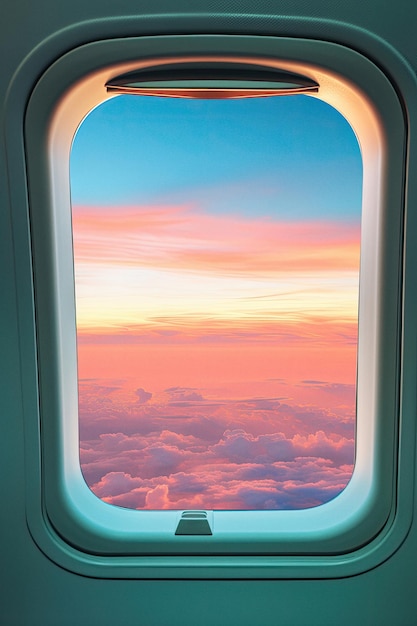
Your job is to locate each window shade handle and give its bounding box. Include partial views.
[106,62,319,99]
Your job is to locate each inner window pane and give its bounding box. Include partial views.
[71,94,362,510]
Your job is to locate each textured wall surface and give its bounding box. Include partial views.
[1,2,416,624]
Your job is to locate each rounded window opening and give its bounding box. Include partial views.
[71,89,362,512]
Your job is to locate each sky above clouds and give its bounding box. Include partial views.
[71,93,362,510]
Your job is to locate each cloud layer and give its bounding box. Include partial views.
[73,204,360,275]
[72,203,360,333]
[79,378,355,510]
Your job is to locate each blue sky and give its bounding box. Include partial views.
[70,94,362,220]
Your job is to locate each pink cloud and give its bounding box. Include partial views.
[80,401,354,509]
[89,457,354,510]
[78,372,356,510]
[144,484,171,509]
[72,203,360,275]
[135,387,152,403]
[164,387,205,403]
[91,471,143,498]
[78,378,355,442]
[77,318,358,351]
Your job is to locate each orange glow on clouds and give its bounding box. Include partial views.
[73,203,360,331]
[73,203,359,273]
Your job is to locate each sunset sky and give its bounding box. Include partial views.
[71,93,362,510]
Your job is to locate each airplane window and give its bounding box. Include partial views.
[71,94,362,511]
[23,32,406,572]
